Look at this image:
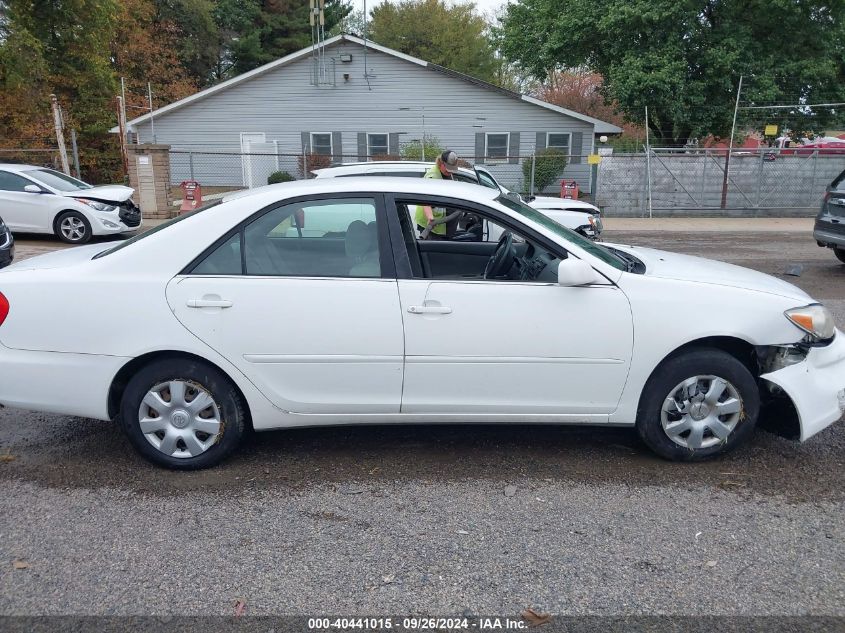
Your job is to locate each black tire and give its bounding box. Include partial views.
[636,348,759,461]
[55,211,92,244]
[835,248,845,264]
[119,357,247,469]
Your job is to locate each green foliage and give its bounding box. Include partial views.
[267,170,295,184]
[522,147,567,192]
[370,0,498,83]
[400,136,445,161]
[499,0,845,143]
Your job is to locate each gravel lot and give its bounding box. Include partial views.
[1,227,844,618]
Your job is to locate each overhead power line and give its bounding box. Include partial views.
[738,102,845,110]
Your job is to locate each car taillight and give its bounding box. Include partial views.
[0,292,8,327]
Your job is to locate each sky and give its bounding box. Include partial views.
[351,0,510,21]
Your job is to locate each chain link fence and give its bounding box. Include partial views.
[167,149,593,197]
[166,147,844,216]
[599,148,845,216]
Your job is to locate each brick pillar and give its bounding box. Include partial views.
[127,144,174,219]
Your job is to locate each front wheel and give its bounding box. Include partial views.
[55,211,92,244]
[835,248,845,264]
[636,349,759,461]
[119,357,247,469]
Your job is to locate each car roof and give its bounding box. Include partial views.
[0,163,45,173]
[222,176,499,205]
[313,162,478,179]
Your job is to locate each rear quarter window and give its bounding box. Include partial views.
[832,170,845,193]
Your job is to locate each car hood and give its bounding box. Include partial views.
[609,243,812,301]
[60,185,134,203]
[1,243,110,272]
[530,196,597,214]
[535,209,594,230]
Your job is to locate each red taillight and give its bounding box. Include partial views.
[0,292,8,327]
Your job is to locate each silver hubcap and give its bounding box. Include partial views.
[60,216,86,241]
[660,375,743,450]
[138,380,222,459]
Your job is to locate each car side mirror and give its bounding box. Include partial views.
[557,257,603,286]
[505,191,521,202]
[23,185,43,194]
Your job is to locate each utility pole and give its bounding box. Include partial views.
[720,74,743,209]
[116,96,129,175]
[644,105,652,219]
[147,82,156,143]
[50,94,70,175]
[70,129,81,178]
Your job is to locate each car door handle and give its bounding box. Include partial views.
[186,298,233,308]
[407,305,452,315]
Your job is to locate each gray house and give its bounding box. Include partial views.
[117,35,620,192]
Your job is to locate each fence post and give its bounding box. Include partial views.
[755,148,764,208]
[529,153,536,197]
[189,152,195,180]
[810,149,819,202]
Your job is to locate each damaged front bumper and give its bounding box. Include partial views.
[760,330,845,441]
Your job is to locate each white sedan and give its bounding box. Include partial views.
[0,178,842,469]
[0,164,141,243]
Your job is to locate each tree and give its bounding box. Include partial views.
[522,147,566,192]
[369,0,498,83]
[6,0,119,132]
[499,0,845,144]
[112,0,200,109]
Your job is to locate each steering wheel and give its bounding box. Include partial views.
[484,231,515,279]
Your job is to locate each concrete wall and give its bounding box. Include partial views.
[596,152,845,217]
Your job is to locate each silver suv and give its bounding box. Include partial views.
[815,168,845,264]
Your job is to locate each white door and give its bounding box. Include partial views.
[240,132,266,188]
[166,195,404,415]
[244,141,279,189]
[398,279,633,415]
[0,170,50,232]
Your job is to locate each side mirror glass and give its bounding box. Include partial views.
[24,184,43,194]
[557,257,603,287]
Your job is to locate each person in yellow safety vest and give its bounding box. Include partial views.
[415,150,461,239]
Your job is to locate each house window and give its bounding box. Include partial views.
[547,133,571,153]
[311,133,333,156]
[485,133,509,161]
[368,133,389,158]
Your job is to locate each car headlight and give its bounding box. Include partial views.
[74,198,116,212]
[784,304,836,342]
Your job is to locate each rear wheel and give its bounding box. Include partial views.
[835,248,845,264]
[55,211,92,244]
[119,357,247,469]
[636,349,759,461]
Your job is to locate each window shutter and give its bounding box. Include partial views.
[570,132,583,164]
[301,132,311,154]
[508,132,520,164]
[474,132,485,165]
[357,133,367,161]
[388,133,400,156]
[535,132,546,152]
[332,132,343,162]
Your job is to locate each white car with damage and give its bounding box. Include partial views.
[0,164,141,243]
[0,178,842,469]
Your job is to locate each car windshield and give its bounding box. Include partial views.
[24,168,93,191]
[496,195,627,271]
[92,201,222,259]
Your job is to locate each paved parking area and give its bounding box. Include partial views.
[1,224,843,617]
